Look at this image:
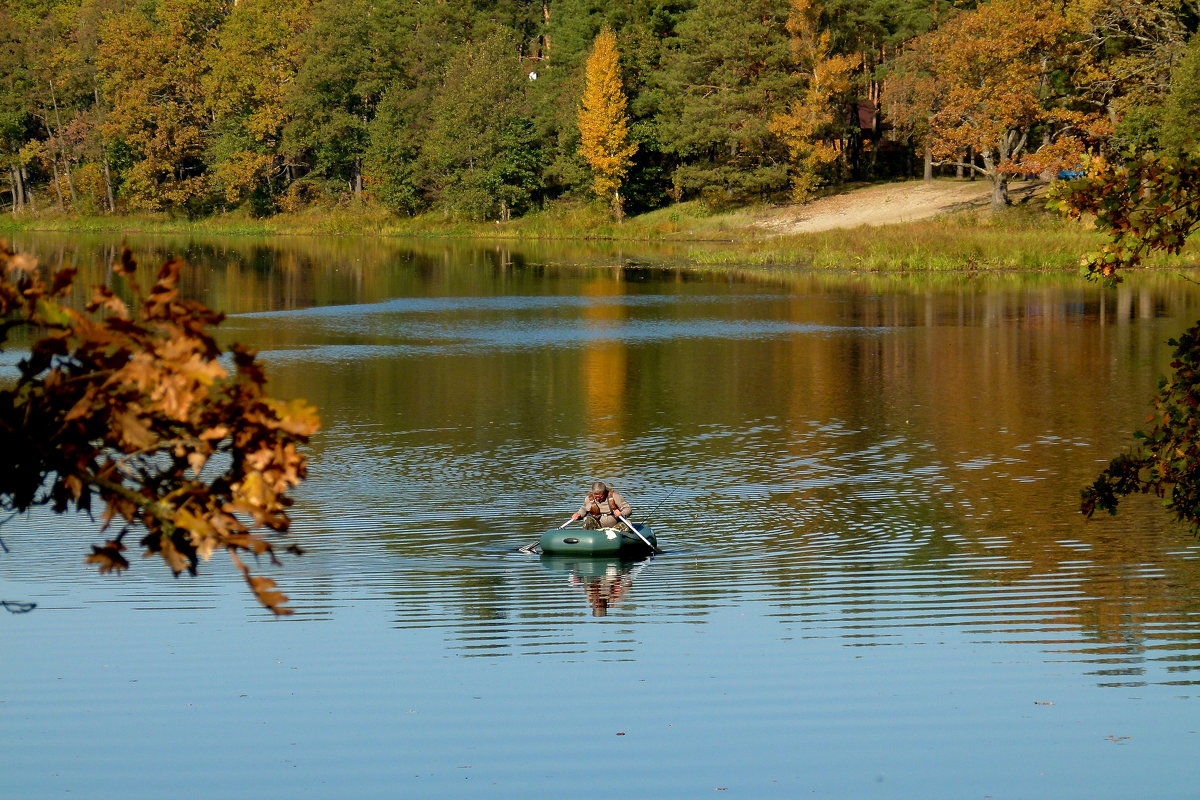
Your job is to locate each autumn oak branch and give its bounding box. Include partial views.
[0,242,319,614]
[1054,151,1200,534]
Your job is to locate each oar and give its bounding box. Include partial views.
[518,517,575,554]
[617,513,662,554]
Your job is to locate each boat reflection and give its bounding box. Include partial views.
[539,556,651,617]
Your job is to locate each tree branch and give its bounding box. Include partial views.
[933,159,990,177]
[79,470,175,526]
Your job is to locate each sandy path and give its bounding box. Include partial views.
[753,179,1044,234]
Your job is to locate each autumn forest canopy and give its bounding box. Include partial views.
[1,0,1198,221]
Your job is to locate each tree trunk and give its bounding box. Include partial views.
[15,166,27,211]
[9,168,17,214]
[988,165,1009,208]
[867,82,881,175]
[94,84,116,213]
[103,160,115,213]
[989,130,1019,209]
[49,79,76,209]
[354,159,362,200]
[20,165,32,208]
[990,175,1009,208]
[978,151,1008,208]
[63,157,77,208]
[966,147,975,180]
[50,158,64,210]
[613,188,624,222]
[923,142,933,182]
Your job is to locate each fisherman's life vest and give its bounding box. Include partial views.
[587,491,614,517]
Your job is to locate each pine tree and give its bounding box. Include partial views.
[656,0,797,206]
[577,26,638,219]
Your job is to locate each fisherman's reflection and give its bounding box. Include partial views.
[541,557,648,617]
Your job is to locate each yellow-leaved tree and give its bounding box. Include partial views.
[578,26,638,220]
[769,0,860,202]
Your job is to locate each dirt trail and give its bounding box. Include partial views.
[752,179,1045,234]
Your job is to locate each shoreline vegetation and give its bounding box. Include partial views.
[5,0,1195,280]
[3,179,1197,274]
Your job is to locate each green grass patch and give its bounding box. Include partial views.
[3,189,1196,275]
[677,209,1172,273]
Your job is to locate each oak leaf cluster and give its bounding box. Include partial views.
[0,242,319,614]
[1055,151,1200,531]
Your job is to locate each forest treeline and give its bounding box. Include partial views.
[1,0,1198,222]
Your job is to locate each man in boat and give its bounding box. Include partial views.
[570,482,633,531]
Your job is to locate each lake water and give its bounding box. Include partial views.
[3,233,1200,798]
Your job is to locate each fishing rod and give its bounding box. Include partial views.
[645,486,680,520]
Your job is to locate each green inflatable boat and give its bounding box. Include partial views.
[537,523,658,557]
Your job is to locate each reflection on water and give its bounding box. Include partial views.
[4,232,1200,797]
[540,557,651,617]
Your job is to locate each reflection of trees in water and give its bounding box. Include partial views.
[8,233,701,316]
[17,232,1200,675]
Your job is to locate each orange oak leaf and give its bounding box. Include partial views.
[85,540,130,575]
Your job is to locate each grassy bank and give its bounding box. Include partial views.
[683,208,1113,272]
[2,194,1195,273]
[0,197,764,240]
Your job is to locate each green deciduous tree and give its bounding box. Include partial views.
[421,35,542,221]
[282,0,375,201]
[204,0,313,212]
[0,7,37,213]
[1159,33,1200,154]
[365,85,426,216]
[97,0,229,212]
[363,0,482,215]
[5,0,118,214]
[1072,0,1193,154]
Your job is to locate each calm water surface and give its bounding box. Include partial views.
[3,233,1200,797]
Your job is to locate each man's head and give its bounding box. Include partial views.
[591,481,608,498]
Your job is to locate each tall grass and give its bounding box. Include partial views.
[683,207,1199,272]
[0,198,764,240]
[3,192,1195,274]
